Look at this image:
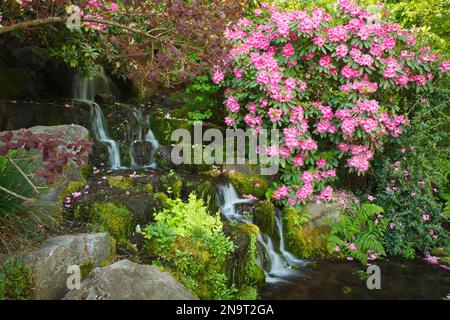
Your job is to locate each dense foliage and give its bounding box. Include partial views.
[327,202,387,264]
[139,193,239,299]
[215,0,449,208]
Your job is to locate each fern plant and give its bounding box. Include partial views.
[327,203,387,265]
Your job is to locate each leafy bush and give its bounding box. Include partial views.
[327,203,387,264]
[182,75,220,122]
[140,193,238,299]
[0,258,33,300]
[216,0,449,207]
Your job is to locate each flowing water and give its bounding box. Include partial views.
[128,109,160,168]
[216,182,303,283]
[72,67,159,169]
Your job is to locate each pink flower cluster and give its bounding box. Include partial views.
[216,0,447,205]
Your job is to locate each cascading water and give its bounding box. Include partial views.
[73,67,123,169]
[275,213,306,266]
[216,183,252,221]
[216,181,302,283]
[127,108,160,168]
[89,101,122,169]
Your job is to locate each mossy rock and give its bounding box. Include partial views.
[254,201,275,237]
[154,192,170,210]
[88,202,134,243]
[107,176,134,191]
[283,206,329,259]
[440,257,450,267]
[227,172,269,199]
[150,112,194,145]
[160,172,183,198]
[144,183,154,194]
[236,223,260,237]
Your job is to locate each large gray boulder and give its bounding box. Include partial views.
[22,233,114,300]
[64,259,197,300]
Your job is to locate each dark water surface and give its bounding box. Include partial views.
[260,258,450,300]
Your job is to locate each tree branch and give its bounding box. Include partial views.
[0,16,166,42]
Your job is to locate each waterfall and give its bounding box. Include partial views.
[216,181,301,283]
[88,101,122,169]
[72,67,122,169]
[275,214,305,266]
[216,183,252,221]
[72,66,112,101]
[128,109,160,168]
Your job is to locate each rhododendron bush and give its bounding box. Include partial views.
[214,0,450,206]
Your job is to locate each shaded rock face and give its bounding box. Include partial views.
[0,45,75,99]
[22,233,113,300]
[64,259,197,300]
[0,100,90,132]
[306,202,343,227]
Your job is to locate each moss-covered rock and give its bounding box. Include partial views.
[160,171,183,198]
[254,201,275,237]
[85,202,134,243]
[283,206,330,259]
[107,176,134,191]
[227,172,269,199]
[144,183,154,194]
[154,192,170,210]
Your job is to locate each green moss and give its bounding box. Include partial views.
[150,113,194,145]
[0,258,33,300]
[144,183,154,194]
[79,261,94,280]
[441,257,450,266]
[154,192,170,209]
[236,286,258,300]
[107,176,134,191]
[161,171,183,198]
[236,223,260,237]
[254,201,275,237]
[90,202,134,242]
[227,172,269,199]
[283,206,329,258]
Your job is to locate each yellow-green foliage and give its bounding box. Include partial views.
[161,170,183,198]
[283,206,329,258]
[254,201,275,236]
[0,258,32,300]
[141,194,239,300]
[227,172,269,199]
[91,202,133,243]
[66,180,86,196]
[107,176,134,191]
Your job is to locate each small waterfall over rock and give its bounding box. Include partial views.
[73,67,123,169]
[216,182,302,283]
[89,101,122,169]
[127,108,160,168]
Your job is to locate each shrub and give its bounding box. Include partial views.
[216,0,449,207]
[0,258,33,300]
[140,193,239,299]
